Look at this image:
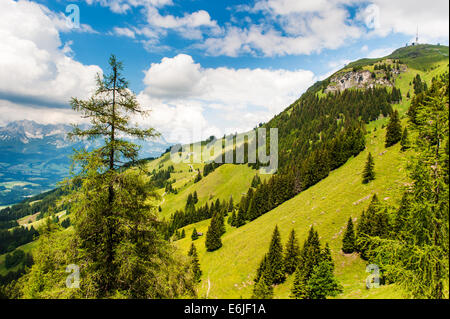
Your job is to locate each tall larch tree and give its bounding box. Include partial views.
[22,55,196,299]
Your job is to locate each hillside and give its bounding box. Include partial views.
[175,121,409,298]
[1,44,448,299]
[163,44,449,299]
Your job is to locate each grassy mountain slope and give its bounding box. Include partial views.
[174,120,410,299]
[159,164,263,219]
[1,44,448,299]
[168,46,448,299]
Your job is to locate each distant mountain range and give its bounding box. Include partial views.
[0,120,172,205]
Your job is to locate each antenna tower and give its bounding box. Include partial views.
[416,26,419,44]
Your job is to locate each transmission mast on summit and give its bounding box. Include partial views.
[416,26,419,44]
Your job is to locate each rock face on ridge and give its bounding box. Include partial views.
[324,60,407,94]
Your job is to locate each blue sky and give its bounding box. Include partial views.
[0,0,448,143]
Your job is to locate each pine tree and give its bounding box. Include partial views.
[188,243,202,283]
[205,212,223,252]
[400,127,411,151]
[291,266,308,299]
[300,227,322,279]
[291,226,323,299]
[284,229,300,275]
[291,240,341,299]
[266,226,285,284]
[306,260,342,299]
[254,254,269,283]
[217,209,226,236]
[413,74,426,95]
[321,243,334,271]
[228,210,236,226]
[235,207,246,227]
[251,174,261,188]
[385,110,402,147]
[362,152,375,184]
[191,228,199,241]
[342,217,356,254]
[194,171,202,183]
[180,229,186,239]
[246,197,259,221]
[193,191,198,204]
[252,268,274,299]
[228,196,234,212]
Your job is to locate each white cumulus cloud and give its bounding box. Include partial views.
[137,54,316,143]
[0,0,102,110]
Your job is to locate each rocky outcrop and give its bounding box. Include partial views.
[324,61,407,94]
[324,70,391,94]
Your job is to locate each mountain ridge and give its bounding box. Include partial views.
[0,120,172,205]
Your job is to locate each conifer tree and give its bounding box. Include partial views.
[254,254,269,283]
[400,127,411,151]
[193,191,198,204]
[306,260,342,299]
[191,228,199,241]
[321,243,334,270]
[385,110,402,147]
[188,243,202,283]
[252,268,274,299]
[291,266,308,299]
[267,226,285,284]
[235,207,246,227]
[246,197,259,221]
[181,229,186,239]
[284,229,300,275]
[372,74,449,298]
[217,209,226,236]
[194,171,202,183]
[23,55,195,299]
[300,227,322,279]
[413,74,427,95]
[290,226,323,299]
[228,210,236,226]
[205,212,223,252]
[251,174,261,188]
[362,153,375,184]
[342,217,356,254]
[228,196,234,212]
